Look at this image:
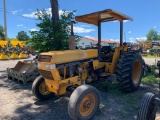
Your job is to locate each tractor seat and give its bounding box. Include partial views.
[100,46,113,62]
[101,46,112,53]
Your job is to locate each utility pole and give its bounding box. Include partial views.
[3,0,8,48]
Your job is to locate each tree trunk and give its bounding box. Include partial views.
[50,0,60,50]
[50,0,59,25]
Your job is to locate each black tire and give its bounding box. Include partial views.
[116,51,143,92]
[137,92,157,120]
[32,75,54,100]
[68,85,100,120]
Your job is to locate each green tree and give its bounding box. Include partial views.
[157,35,160,40]
[29,9,75,52]
[0,25,5,40]
[16,31,30,41]
[146,29,158,41]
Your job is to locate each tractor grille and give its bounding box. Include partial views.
[38,55,52,62]
[39,69,54,80]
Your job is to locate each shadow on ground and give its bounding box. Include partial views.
[0,73,159,120]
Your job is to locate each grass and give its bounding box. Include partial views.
[142,73,160,84]
[93,80,140,119]
[142,66,160,84]
[143,54,160,58]
[92,66,160,112]
[90,66,160,119]
[92,80,139,106]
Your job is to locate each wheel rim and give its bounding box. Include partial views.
[132,60,141,84]
[39,81,51,95]
[79,94,96,117]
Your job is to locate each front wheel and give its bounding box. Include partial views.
[137,92,157,120]
[68,85,100,120]
[32,75,54,100]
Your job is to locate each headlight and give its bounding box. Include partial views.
[45,64,56,70]
[38,62,41,68]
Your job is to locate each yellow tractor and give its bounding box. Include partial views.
[0,41,10,60]
[32,9,144,120]
[10,41,28,59]
[17,41,28,59]
[10,41,19,59]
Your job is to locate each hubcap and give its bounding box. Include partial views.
[79,94,96,116]
[132,60,141,84]
[39,81,51,95]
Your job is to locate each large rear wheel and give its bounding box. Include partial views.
[32,75,54,100]
[116,51,143,92]
[68,85,100,120]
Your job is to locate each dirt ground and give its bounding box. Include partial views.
[0,57,159,120]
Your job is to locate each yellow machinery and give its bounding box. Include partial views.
[18,41,28,59]
[10,41,19,59]
[135,39,152,56]
[10,41,28,59]
[32,9,144,120]
[0,41,10,60]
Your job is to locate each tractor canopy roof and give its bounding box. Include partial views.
[75,9,133,26]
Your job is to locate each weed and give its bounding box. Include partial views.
[142,66,160,84]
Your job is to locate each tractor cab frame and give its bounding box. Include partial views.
[75,9,133,53]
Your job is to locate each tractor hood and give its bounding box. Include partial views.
[38,49,98,64]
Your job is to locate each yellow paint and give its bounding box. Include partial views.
[51,69,61,80]
[45,76,80,95]
[64,67,66,79]
[45,79,59,94]
[105,46,127,74]
[0,52,10,60]
[10,52,19,59]
[0,41,8,48]
[10,41,26,48]
[93,60,99,70]
[38,45,130,96]
[40,49,98,64]
[105,63,111,73]
[18,52,28,59]
[10,41,19,48]
[0,41,10,60]
[81,68,88,81]
[98,62,106,68]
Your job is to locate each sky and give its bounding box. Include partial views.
[0,0,160,42]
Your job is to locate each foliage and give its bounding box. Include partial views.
[146,29,158,41]
[29,9,76,52]
[0,25,5,40]
[16,31,30,41]
[142,73,160,84]
[157,35,160,40]
[142,66,160,84]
